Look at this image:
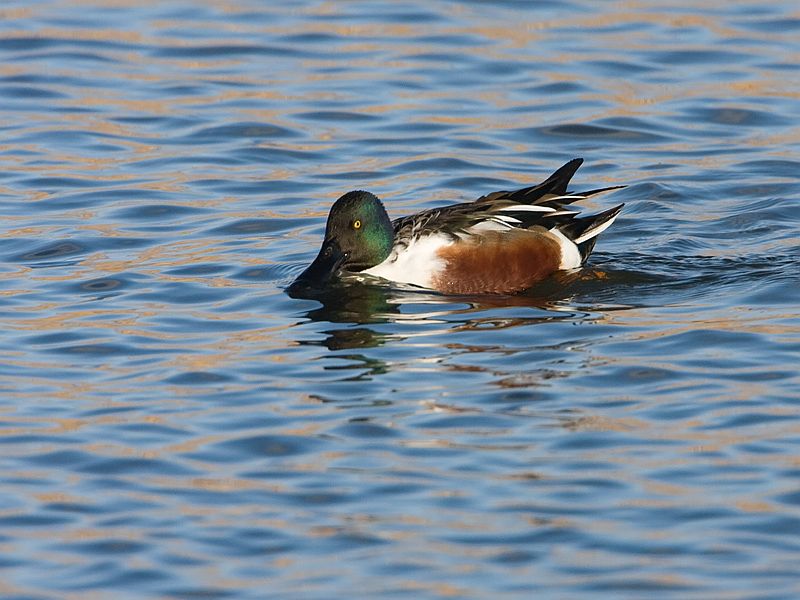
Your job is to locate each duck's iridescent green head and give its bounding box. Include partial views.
[293,191,393,288]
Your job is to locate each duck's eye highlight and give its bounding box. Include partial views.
[353,220,361,229]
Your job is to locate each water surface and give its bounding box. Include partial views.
[1,1,799,598]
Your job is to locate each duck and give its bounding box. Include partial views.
[292,158,625,295]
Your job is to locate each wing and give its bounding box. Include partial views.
[391,158,625,246]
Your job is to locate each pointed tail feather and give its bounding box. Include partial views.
[575,185,627,199]
[534,158,584,196]
[558,203,624,260]
[489,158,584,205]
[538,184,627,209]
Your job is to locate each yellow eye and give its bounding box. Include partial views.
[353,219,361,229]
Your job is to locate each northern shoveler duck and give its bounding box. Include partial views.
[293,158,624,295]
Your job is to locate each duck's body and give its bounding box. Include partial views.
[293,158,624,295]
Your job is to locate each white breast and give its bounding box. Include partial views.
[362,233,452,289]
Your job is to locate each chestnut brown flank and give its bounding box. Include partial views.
[432,229,563,294]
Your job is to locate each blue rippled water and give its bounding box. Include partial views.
[1,1,799,598]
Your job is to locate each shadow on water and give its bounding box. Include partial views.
[286,264,646,332]
[284,268,639,391]
[285,246,799,344]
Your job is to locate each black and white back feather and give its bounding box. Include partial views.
[392,158,624,259]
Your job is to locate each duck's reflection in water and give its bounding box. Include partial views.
[285,267,632,356]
